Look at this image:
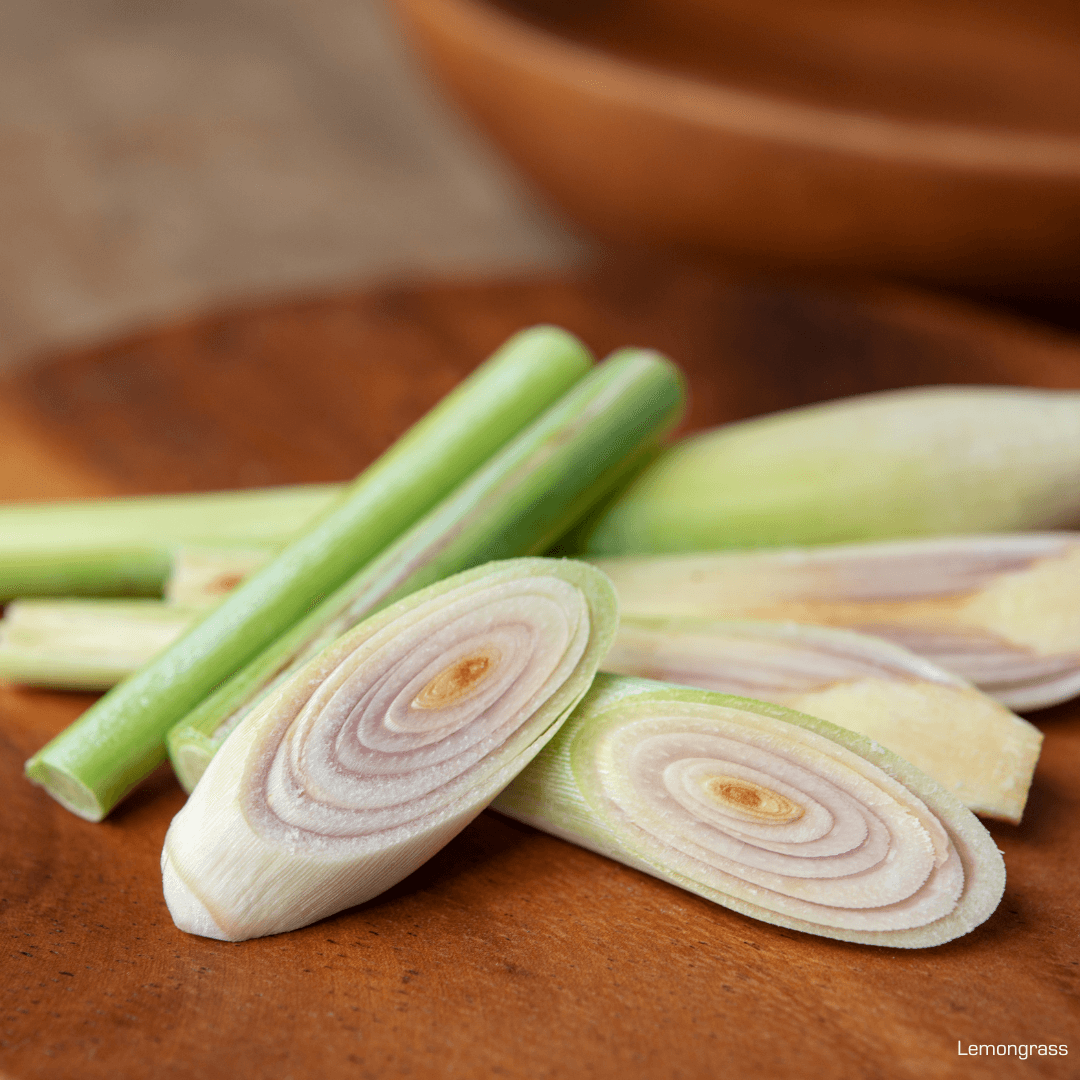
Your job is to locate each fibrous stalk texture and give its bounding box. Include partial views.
[589,534,1080,710]
[493,674,1006,948]
[0,599,200,691]
[563,386,1080,555]
[0,547,277,691]
[162,558,618,941]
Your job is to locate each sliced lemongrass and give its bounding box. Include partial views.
[167,349,685,792]
[0,599,199,691]
[0,485,342,601]
[562,386,1080,555]
[165,546,275,608]
[493,674,1005,948]
[24,326,593,821]
[162,557,618,941]
[588,533,1080,710]
[604,618,1042,822]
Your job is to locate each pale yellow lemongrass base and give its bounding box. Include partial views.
[789,678,1041,824]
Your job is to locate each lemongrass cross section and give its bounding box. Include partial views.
[164,546,274,608]
[162,557,617,941]
[602,618,1042,822]
[493,675,1005,948]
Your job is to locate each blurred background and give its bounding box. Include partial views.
[0,0,589,372]
[4,0,1080,376]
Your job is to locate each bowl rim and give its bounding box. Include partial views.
[398,0,1080,177]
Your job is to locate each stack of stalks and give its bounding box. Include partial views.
[4,328,1078,946]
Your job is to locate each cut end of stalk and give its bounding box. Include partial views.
[494,675,1006,947]
[162,557,619,940]
[24,757,105,822]
[161,854,229,940]
[166,546,274,608]
[168,735,216,795]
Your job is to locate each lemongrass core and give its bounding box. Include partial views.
[413,648,501,710]
[701,775,804,824]
[209,573,246,595]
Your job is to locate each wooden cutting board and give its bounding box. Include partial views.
[1,263,1078,1080]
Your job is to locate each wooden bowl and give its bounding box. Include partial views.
[391,0,1080,298]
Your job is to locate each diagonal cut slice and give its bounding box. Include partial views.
[162,557,618,941]
[588,534,1080,710]
[493,674,1005,948]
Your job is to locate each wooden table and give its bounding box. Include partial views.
[1,264,1078,1079]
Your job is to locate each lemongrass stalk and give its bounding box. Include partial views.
[0,544,275,691]
[167,349,685,792]
[493,674,1005,948]
[165,546,275,608]
[0,486,341,600]
[0,599,200,691]
[0,548,285,694]
[561,386,1080,555]
[603,618,1042,823]
[589,533,1080,710]
[24,326,594,821]
[162,557,618,941]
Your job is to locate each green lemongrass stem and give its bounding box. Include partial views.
[588,534,1080,711]
[162,557,619,941]
[25,326,594,820]
[603,618,1042,823]
[165,546,275,608]
[561,386,1080,555]
[167,349,685,792]
[493,674,1005,948]
[0,485,342,600]
[0,599,200,691]
[0,542,277,690]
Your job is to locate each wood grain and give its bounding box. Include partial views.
[1,266,1078,1079]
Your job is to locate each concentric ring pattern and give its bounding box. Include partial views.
[162,558,617,941]
[253,575,592,847]
[578,701,968,933]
